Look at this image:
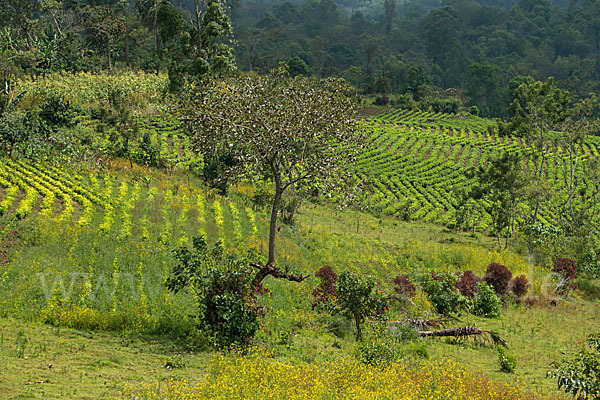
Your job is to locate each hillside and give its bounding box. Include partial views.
[1,72,600,399]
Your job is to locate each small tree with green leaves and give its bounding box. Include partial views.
[336,271,386,341]
[166,237,259,347]
[548,333,600,399]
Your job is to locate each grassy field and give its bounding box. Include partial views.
[0,161,597,398]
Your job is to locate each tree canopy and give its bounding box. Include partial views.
[183,66,365,289]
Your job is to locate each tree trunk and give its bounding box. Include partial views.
[107,43,112,70]
[125,24,130,67]
[355,314,362,341]
[194,0,203,55]
[268,161,282,266]
[420,326,482,338]
[153,0,158,51]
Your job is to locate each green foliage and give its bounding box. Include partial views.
[166,237,259,348]
[336,271,386,341]
[202,152,237,195]
[134,131,162,167]
[470,152,526,249]
[287,56,309,77]
[355,320,421,365]
[549,333,600,399]
[38,94,76,128]
[579,250,600,279]
[472,283,502,318]
[497,345,516,373]
[418,272,468,316]
[0,110,28,154]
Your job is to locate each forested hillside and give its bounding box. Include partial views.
[4,0,600,117]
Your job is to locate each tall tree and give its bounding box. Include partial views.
[384,0,396,34]
[508,78,570,224]
[82,6,126,69]
[470,152,527,249]
[182,66,364,290]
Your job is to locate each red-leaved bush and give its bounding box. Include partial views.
[455,270,481,298]
[392,275,416,298]
[511,275,529,298]
[553,258,578,293]
[312,266,338,309]
[484,263,512,295]
[553,258,577,282]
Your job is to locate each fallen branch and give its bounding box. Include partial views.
[419,326,506,347]
[388,318,446,331]
[420,326,482,337]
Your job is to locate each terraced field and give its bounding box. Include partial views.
[359,109,600,230]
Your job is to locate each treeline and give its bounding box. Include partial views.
[3,0,600,117]
[233,0,600,117]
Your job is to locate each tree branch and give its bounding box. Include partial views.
[250,262,310,291]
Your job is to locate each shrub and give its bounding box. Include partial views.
[39,94,76,127]
[553,258,577,284]
[374,94,389,106]
[511,275,529,299]
[166,237,259,348]
[472,283,502,318]
[356,341,397,365]
[455,270,480,298]
[418,273,468,316]
[312,266,338,310]
[578,250,600,279]
[392,275,415,298]
[497,345,517,373]
[336,272,386,341]
[484,263,512,295]
[134,131,162,167]
[548,333,600,399]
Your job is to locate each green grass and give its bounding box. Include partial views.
[0,147,597,399]
[427,298,600,396]
[0,316,211,399]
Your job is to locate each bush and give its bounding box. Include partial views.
[578,250,600,279]
[374,94,390,106]
[418,272,468,316]
[484,263,512,295]
[0,111,28,154]
[552,258,578,295]
[312,266,338,310]
[392,275,415,298]
[497,345,517,373]
[166,237,259,348]
[553,258,577,282]
[336,272,387,341]
[548,333,600,399]
[134,131,162,167]
[455,270,480,298]
[472,283,502,318]
[511,275,529,299]
[356,341,397,365]
[39,94,76,128]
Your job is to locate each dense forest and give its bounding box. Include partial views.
[4,0,600,117]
